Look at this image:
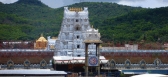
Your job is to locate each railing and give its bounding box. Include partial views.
[67,72,120,77]
[0,49,55,52]
[0,64,52,70]
[1,49,167,52]
[101,49,168,52]
[102,64,168,70]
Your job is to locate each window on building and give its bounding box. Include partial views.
[77,45,80,48]
[76,19,79,22]
[77,35,79,39]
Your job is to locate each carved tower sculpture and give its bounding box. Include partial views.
[55,7,101,57]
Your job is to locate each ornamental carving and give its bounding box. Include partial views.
[139,59,146,69]
[110,59,116,68]
[125,59,131,69]
[7,59,14,69]
[154,58,161,67]
[40,59,47,69]
[24,59,31,69]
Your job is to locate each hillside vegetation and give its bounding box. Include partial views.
[0,0,63,40]
[100,7,168,42]
[0,0,168,43]
[68,2,142,27]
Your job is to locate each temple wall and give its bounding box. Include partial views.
[101,52,168,64]
[0,51,54,64]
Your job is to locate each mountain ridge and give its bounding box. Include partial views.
[1,1,167,43]
[14,0,47,6]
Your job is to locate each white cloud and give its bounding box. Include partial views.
[0,0,17,4]
[118,0,168,8]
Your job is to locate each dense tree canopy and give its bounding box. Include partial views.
[100,7,168,42]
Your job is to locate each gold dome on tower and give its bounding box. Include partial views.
[34,34,47,49]
[36,34,47,42]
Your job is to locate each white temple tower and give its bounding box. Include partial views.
[55,7,101,57]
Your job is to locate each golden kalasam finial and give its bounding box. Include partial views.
[78,8,80,11]
[75,7,77,11]
[41,33,43,37]
[71,7,74,11]
[76,8,78,11]
[79,8,81,11]
[73,7,75,11]
[75,8,77,11]
[80,7,82,11]
[69,7,71,11]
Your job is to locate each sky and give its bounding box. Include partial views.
[0,0,168,8]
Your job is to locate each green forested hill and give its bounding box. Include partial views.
[0,0,142,41]
[68,2,143,27]
[0,12,33,40]
[100,7,168,42]
[0,0,63,40]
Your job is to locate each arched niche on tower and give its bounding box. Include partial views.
[74,24,81,31]
[76,19,79,22]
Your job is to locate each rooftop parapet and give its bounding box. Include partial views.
[64,7,88,18]
[69,7,83,12]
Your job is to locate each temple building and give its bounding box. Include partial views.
[47,36,57,50]
[53,7,100,57]
[34,34,47,49]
